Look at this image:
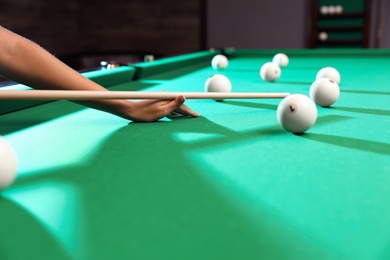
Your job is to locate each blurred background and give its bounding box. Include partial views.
[0,0,389,71]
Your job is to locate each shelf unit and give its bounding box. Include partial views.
[309,0,371,48]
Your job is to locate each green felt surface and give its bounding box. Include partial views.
[0,49,390,260]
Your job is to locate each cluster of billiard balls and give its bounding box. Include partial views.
[205,53,341,134]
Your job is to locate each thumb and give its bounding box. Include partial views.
[162,95,186,114]
[173,95,186,107]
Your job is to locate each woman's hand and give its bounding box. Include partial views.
[122,95,200,122]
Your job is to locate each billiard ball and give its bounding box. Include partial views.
[260,62,281,82]
[316,67,341,84]
[144,54,155,62]
[320,6,329,15]
[335,5,343,14]
[277,94,317,134]
[328,5,336,14]
[318,32,328,41]
[310,78,340,107]
[204,74,232,101]
[0,137,17,190]
[211,54,229,70]
[272,53,289,68]
[204,74,232,92]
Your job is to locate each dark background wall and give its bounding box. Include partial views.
[0,0,389,67]
[0,0,201,59]
[205,0,311,49]
[377,0,390,48]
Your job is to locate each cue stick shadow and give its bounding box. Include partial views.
[284,67,323,71]
[341,89,390,96]
[221,68,259,73]
[299,114,390,155]
[222,93,390,118]
[148,116,286,151]
[104,116,285,162]
[300,133,390,156]
[315,114,353,125]
[276,81,312,86]
[221,100,278,111]
[332,106,390,117]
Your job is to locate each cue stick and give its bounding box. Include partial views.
[0,90,291,100]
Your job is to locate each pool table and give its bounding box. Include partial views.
[0,49,389,260]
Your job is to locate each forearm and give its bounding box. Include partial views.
[0,27,133,118]
[0,27,199,121]
[0,27,100,91]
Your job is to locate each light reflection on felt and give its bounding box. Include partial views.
[2,181,84,259]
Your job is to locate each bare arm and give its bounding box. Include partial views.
[0,27,199,121]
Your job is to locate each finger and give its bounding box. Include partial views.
[176,105,200,117]
[174,96,201,117]
[162,95,185,113]
[159,95,201,118]
[174,95,186,107]
[172,97,200,117]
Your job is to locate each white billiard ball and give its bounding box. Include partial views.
[211,54,229,70]
[260,62,281,82]
[310,78,340,107]
[316,67,341,84]
[320,6,329,15]
[335,5,343,14]
[328,5,336,14]
[204,74,232,101]
[272,53,289,68]
[318,32,328,41]
[277,94,317,134]
[0,137,17,190]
